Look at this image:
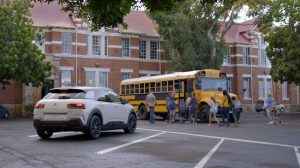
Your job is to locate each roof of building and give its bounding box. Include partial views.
[120,10,160,37]
[31,2,76,29]
[221,19,257,44]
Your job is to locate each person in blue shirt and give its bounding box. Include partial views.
[178,99,186,123]
[264,93,275,124]
[232,96,241,127]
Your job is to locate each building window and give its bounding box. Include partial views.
[243,77,251,99]
[122,38,130,57]
[61,70,72,86]
[139,40,146,59]
[282,82,288,99]
[86,71,96,86]
[242,47,250,64]
[150,41,159,60]
[227,77,233,93]
[62,32,72,53]
[258,78,265,99]
[99,71,108,87]
[104,36,108,56]
[140,73,148,77]
[223,48,231,65]
[92,36,101,55]
[260,49,267,65]
[266,78,273,95]
[122,72,131,80]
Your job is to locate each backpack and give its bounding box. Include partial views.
[169,100,176,110]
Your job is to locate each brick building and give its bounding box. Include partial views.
[1,2,299,117]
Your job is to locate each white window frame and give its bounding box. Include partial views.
[243,77,251,99]
[282,81,288,100]
[227,76,233,93]
[84,68,110,87]
[85,71,96,87]
[62,32,72,54]
[61,70,72,87]
[122,72,132,80]
[242,47,250,64]
[259,49,267,65]
[92,35,101,55]
[122,38,130,57]
[223,48,231,65]
[150,41,159,60]
[258,78,265,99]
[139,40,146,59]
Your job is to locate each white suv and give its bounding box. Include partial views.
[33,87,137,139]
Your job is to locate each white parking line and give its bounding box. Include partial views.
[295,147,300,167]
[194,139,224,168]
[97,132,166,155]
[137,128,300,149]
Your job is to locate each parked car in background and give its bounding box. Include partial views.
[255,100,286,113]
[0,105,9,119]
[33,87,137,139]
[255,100,265,112]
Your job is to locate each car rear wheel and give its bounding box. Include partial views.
[138,105,149,120]
[124,114,137,133]
[36,130,53,139]
[87,115,102,139]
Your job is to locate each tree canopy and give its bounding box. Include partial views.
[35,0,183,31]
[0,0,52,88]
[150,0,252,70]
[252,0,300,84]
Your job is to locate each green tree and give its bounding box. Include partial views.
[0,0,52,88]
[252,0,300,84]
[36,0,183,31]
[150,0,252,70]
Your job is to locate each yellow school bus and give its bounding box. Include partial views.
[120,69,238,121]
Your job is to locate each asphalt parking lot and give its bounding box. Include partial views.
[0,112,300,168]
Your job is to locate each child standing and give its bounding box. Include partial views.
[208,96,220,127]
[232,96,241,127]
[178,99,186,123]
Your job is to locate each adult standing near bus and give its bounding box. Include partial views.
[264,93,275,124]
[146,89,156,124]
[165,92,171,122]
[190,92,197,124]
[185,93,192,123]
[221,90,232,126]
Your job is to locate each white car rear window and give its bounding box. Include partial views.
[44,89,94,99]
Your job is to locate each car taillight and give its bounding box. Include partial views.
[67,103,85,109]
[35,104,45,109]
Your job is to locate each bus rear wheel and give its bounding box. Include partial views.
[138,105,149,120]
[198,104,210,123]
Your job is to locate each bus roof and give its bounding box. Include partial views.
[120,69,221,85]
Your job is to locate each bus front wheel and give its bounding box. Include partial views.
[138,105,149,120]
[198,104,210,123]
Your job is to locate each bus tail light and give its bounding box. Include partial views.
[67,103,85,109]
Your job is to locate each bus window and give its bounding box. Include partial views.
[150,82,155,92]
[167,80,173,92]
[156,82,161,92]
[187,79,194,92]
[135,84,139,94]
[174,80,182,92]
[145,83,149,93]
[162,81,167,92]
[130,84,134,94]
[121,85,125,95]
[125,85,130,94]
[140,83,145,94]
